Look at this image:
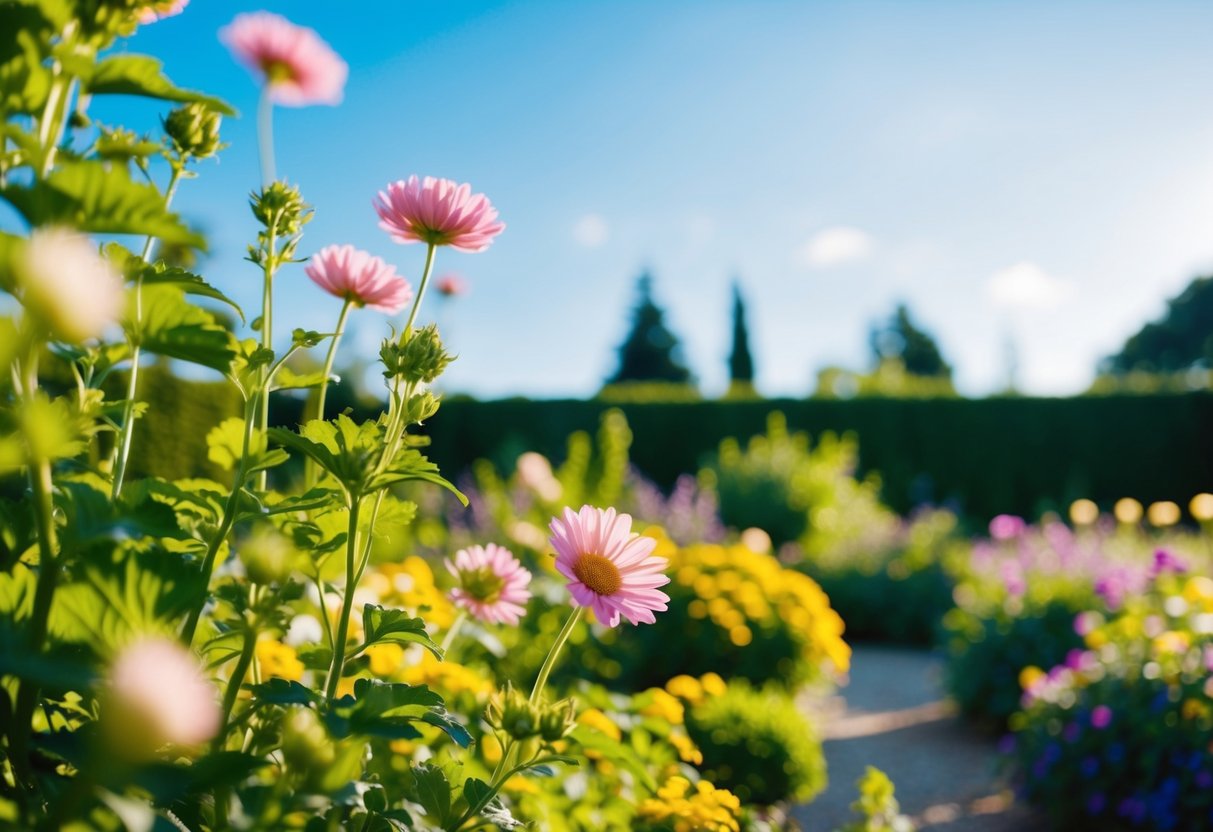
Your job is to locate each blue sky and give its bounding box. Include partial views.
[91,0,1213,397]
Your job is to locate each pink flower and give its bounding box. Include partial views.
[304,245,412,314]
[549,506,671,627]
[374,176,505,252]
[1090,705,1113,729]
[138,0,187,23]
[437,273,469,297]
[104,637,220,759]
[446,543,532,626]
[220,12,348,107]
[20,227,124,343]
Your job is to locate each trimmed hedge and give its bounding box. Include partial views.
[418,394,1213,522]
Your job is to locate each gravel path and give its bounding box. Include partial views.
[791,645,1043,832]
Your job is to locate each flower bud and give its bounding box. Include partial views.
[538,697,577,743]
[281,706,335,775]
[486,682,542,740]
[250,182,312,238]
[163,102,222,159]
[238,525,296,586]
[380,324,454,385]
[19,227,125,343]
[101,637,220,761]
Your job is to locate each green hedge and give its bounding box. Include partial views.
[418,394,1213,521]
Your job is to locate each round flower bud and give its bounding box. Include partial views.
[538,697,577,743]
[101,637,220,761]
[250,182,311,237]
[19,228,125,343]
[382,323,453,385]
[486,682,542,740]
[238,525,296,585]
[163,102,222,159]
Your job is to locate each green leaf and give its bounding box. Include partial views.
[360,604,442,657]
[569,726,657,790]
[0,159,203,246]
[249,678,319,707]
[271,366,327,392]
[327,679,470,746]
[84,55,235,115]
[133,262,244,322]
[411,763,452,826]
[462,778,524,829]
[136,284,236,371]
[371,447,467,505]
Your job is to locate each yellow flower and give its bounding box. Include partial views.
[502,774,539,795]
[640,689,685,725]
[1183,699,1210,721]
[636,776,741,832]
[366,643,405,677]
[1019,666,1045,692]
[665,675,705,705]
[481,733,503,765]
[576,707,622,741]
[256,640,303,682]
[400,652,493,698]
[1153,631,1190,655]
[698,673,727,698]
[669,732,703,765]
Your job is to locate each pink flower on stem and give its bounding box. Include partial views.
[446,544,532,626]
[138,0,188,23]
[549,506,671,627]
[437,273,469,297]
[374,176,505,252]
[104,637,220,759]
[304,245,412,314]
[221,12,348,106]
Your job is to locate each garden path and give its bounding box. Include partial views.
[792,645,1043,832]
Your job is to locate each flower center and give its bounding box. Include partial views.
[263,61,298,85]
[460,567,505,604]
[573,554,622,596]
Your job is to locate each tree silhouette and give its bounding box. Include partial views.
[868,303,952,378]
[1104,276,1213,374]
[608,273,693,385]
[728,281,755,391]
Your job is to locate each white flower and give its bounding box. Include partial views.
[20,227,124,343]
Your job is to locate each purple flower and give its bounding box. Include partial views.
[1091,705,1113,729]
[989,514,1027,541]
[1151,548,1188,578]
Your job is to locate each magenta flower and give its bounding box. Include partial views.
[549,506,671,627]
[446,543,532,626]
[221,12,348,106]
[104,637,220,759]
[988,514,1027,541]
[374,176,505,252]
[437,273,469,297]
[138,0,187,23]
[304,245,412,314]
[1090,705,1113,729]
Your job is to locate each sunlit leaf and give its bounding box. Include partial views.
[84,54,234,115]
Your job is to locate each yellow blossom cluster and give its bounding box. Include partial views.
[400,651,493,698]
[363,556,456,628]
[664,673,727,707]
[635,776,741,832]
[666,539,850,673]
[256,640,304,682]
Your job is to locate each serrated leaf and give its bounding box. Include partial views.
[327,679,469,746]
[361,604,441,657]
[411,764,452,825]
[249,678,319,706]
[136,284,236,371]
[0,159,203,246]
[463,778,524,829]
[133,263,244,321]
[271,366,326,391]
[85,54,234,115]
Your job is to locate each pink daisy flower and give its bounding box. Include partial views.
[304,244,412,314]
[104,637,220,759]
[220,12,348,107]
[446,543,532,626]
[436,273,469,297]
[549,506,671,627]
[374,176,505,252]
[138,0,187,24]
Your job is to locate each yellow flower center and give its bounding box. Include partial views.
[573,554,622,596]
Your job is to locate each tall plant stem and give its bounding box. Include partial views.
[305,298,353,487]
[255,215,280,493]
[257,86,275,186]
[213,623,257,751]
[112,166,184,498]
[180,398,258,646]
[383,243,438,450]
[325,495,362,701]
[10,352,59,792]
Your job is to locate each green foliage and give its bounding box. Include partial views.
[686,681,826,807]
[728,281,755,385]
[607,273,694,386]
[835,767,915,832]
[1104,274,1213,374]
[868,303,952,379]
[83,54,233,114]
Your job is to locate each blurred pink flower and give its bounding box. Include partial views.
[304,244,412,314]
[446,543,532,626]
[20,227,124,343]
[988,514,1027,541]
[105,637,220,759]
[549,506,670,627]
[138,0,187,23]
[374,176,505,252]
[221,12,347,106]
[437,273,469,297]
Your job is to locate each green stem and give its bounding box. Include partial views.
[11,352,59,794]
[180,399,258,646]
[383,243,438,448]
[305,298,353,487]
[325,495,362,701]
[528,606,583,705]
[111,166,184,499]
[255,215,280,493]
[439,609,467,655]
[401,243,438,337]
[257,85,275,186]
[213,623,257,751]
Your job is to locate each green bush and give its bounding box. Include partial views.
[686,681,826,807]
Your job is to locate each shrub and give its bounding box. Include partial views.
[1008,570,1213,830]
[681,679,827,807]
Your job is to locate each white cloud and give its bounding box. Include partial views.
[799,226,873,267]
[572,213,609,248]
[987,261,1075,310]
